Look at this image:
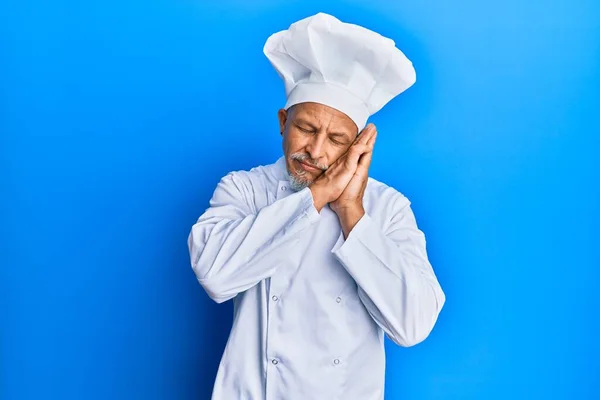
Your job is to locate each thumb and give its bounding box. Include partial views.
[356,149,372,175]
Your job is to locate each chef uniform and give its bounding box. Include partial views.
[187,12,445,400]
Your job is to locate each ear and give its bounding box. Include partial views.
[277,108,288,137]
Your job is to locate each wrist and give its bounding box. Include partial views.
[335,203,364,219]
[309,181,331,212]
[336,204,365,239]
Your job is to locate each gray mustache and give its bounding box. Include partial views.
[291,153,328,171]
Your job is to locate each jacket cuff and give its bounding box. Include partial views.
[298,187,321,224]
[330,211,372,254]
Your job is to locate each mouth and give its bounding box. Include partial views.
[295,159,322,173]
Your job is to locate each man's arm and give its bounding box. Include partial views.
[322,123,444,347]
[187,172,320,303]
[332,193,445,347]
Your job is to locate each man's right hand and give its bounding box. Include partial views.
[309,124,377,212]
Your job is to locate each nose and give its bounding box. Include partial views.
[306,133,327,164]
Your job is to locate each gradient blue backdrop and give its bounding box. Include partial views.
[2,1,599,399]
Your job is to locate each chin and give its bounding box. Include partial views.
[288,172,313,192]
[286,156,324,191]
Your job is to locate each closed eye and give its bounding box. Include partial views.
[296,125,315,134]
[330,134,350,146]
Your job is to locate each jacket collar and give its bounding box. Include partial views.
[273,155,291,182]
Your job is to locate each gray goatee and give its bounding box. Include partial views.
[287,153,328,192]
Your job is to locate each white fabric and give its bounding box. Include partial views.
[187,156,445,400]
[263,12,417,131]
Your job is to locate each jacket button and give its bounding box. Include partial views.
[336,297,342,303]
[272,295,279,302]
[272,359,279,365]
[333,359,340,365]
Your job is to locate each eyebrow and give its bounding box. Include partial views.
[294,118,351,140]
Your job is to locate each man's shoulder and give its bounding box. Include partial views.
[365,176,412,209]
[210,159,282,211]
[219,158,282,191]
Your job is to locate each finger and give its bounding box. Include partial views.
[348,143,371,158]
[352,124,373,146]
[330,129,374,171]
[357,123,376,144]
[357,132,376,172]
[366,128,378,148]
[357,149,372,173]
[342,142,370,162]
[345,143,370,167]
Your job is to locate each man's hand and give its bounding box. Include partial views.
[330,124,377,237]
[330,124,377,214]
[309,124,377,216]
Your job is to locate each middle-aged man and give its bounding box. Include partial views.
[187,12,445,400]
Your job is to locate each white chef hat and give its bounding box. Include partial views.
[263,12,416,131]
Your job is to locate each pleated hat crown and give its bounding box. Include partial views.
[263,12,416,131]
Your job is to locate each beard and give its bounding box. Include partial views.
[287,153,328,192]
[288,173,312,192]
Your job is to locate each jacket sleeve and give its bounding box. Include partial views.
[331,194,445,347]
[187,173,321,303]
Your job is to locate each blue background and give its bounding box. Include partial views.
[2,0,599,399]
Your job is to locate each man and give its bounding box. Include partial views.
[187,12,445,400]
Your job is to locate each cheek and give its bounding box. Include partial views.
[284,131,308,153]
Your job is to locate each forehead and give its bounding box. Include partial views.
[291,102,357,133]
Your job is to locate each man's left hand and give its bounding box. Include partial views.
[330,123,377,237]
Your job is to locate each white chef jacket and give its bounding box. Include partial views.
[187,156,445,400]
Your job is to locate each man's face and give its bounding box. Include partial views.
[278,102,359,191]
